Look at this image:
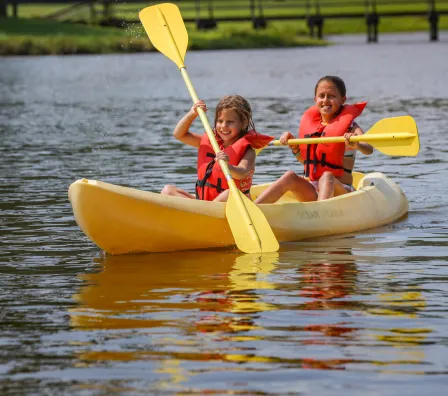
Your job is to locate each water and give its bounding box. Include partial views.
[1,33,447,394]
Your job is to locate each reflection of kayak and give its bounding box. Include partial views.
[70,250,279,369]
[70,251,279,330]
[68,171,408,254]
[70,251,240,330]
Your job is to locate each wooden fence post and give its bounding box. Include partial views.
[250,0,267,29]
[428,0,439,41]
[365,0,380,43]
[306,0,324,39]
[195,0,216,30]
[306,0,314,37]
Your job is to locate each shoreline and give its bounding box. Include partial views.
[0,17,326,56]
[1,17,446,56]
[0,36,326,56]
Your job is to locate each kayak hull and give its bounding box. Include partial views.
[68,172,408,254]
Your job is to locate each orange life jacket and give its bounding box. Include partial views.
[196,130,273,201]
[298,102,367,181]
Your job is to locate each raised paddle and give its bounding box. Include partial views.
[272,115,420,157]
[139,3,279,254]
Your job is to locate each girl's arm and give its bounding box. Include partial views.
[344,122,373,155]
[173,101,207,148]
[215,147,256,180]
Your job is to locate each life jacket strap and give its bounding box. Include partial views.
[195,155,226,200]
[303,131,322,177]
[320,153,352,174]
[303,134,353,177]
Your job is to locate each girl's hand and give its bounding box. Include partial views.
[279,131,295,145]
[344,132,360,149]
[190,100,207,117]
[215,151,229,163]
[280,131,299,153]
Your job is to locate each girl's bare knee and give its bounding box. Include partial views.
[321,171,334,181]
[283,170,299,182]
[161,185,175,195]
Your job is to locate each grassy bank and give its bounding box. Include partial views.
[1,0,447,56]
[0,17,325,56]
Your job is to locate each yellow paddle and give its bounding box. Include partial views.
[272,115,420,157]
[139,3,279,254]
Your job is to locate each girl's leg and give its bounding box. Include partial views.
[214,190,230,202]
[317,172,336,200]
[214,190,252,202]
[161,185,195,199]
[255,170,317,204]
[317,172,352,201]
[333,180,353,197]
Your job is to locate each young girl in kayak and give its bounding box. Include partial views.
[255,76,373,204]
[161,95,273,202]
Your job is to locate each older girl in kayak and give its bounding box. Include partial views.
[161,95,273,202]
[255,76,373,204]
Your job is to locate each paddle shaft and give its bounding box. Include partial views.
[156,9,228,170]
[155,9,262,248]
[272,132,415,146]
[156,9,230,173]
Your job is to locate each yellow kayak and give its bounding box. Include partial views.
[68,172,408,254]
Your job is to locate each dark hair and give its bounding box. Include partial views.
[214,95,255,137]
[315,76,346,97]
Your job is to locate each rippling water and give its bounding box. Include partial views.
[1,33,447,394]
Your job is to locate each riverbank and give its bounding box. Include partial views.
[0,18,325,56]
[1,14,447,56]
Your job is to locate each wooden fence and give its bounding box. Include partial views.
[3,0,447,42]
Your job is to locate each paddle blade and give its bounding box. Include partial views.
[139,3,188,69]
[226,191,279,253]
[367,116,419,156]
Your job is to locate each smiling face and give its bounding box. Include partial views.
[215,108,247,146]
[314,80,346,123]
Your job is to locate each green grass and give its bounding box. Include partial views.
[188,23,322,50]
[0,16,324,56]
[0,17,152,55]
[2,0,447,55]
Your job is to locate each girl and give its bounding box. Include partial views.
[161,95,273,202]
[255,76,373,204]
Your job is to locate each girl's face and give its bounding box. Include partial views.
[215,108,247,146]
[314,80,346,123]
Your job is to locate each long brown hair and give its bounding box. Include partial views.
[214,95,255,137]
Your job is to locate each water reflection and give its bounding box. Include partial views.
[277,239,431,373]
[71,251,240,330]
[68,251,283,390]
[70,243,432,376]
